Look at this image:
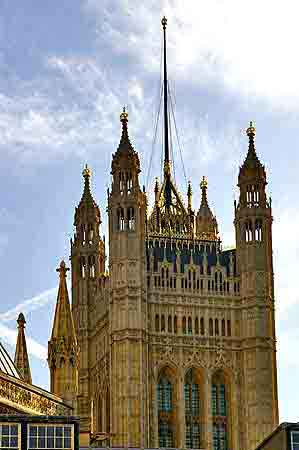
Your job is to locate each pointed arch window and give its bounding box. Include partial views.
[88,255,96,278]
[182,316,187,334]
[80,256,86,279]
[168,315,172,333]
[195,317,199,335]
[158,376,173,413]
[155,314,160,332]
[200,317,205,335]
[221,319,226,336]
[127,207,135,231]
[209,318,213,336]
[185,368,201,449]
[161,315,166,332]
[188,317,192,334]
[255,219,263,241]
[174,316,178,334]
[117,207,125,231]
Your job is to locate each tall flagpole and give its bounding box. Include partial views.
[161,16,171,209]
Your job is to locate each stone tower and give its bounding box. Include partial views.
[108,109,147,446]
[14,312,32,384]
[70,166,105,432]
[234,122,278,449]
[48,260,78,407]
[47,18,279,450]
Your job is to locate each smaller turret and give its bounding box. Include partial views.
[14,313,32,384]
[196,176,218,241]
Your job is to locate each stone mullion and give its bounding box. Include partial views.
[205,370,212,450]
[177,369,185,448]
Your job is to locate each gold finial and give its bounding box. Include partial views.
[161,16,167,29]
[82,164,92,179]
[120,106,128,122]
[200,176,208,190]
[246,120,256,137]
[57,260,69,278]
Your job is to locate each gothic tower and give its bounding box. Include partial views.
[14,312,32,384]
[234,122,278,449]
[71,166,105,431]
[108,109,147,447]
[48,260,78,407]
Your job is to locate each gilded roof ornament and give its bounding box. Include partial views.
[82,164,92,179]
[120,106,128,123]
[200,176,208,190]
[246,120,256,138]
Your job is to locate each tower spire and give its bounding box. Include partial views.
[14,313,32,384]
[162,16,171,209]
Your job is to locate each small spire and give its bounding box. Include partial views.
[14,312,32,384]
[80,164,94,204]
[50,260,76,342]
[200,176,209,207]
[239,120,266,180]
[117,107,134,154]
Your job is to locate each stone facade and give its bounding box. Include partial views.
[48,114,279,450]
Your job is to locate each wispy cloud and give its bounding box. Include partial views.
[84,0,299,110]
[0,287,56,322]
[0,322,47,361]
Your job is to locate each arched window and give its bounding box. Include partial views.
[88,255,95,278]
[105,388,110,433]
[195,317,199,335]
[182,316,187,334]
[127,207,135,231]
[161,315,166,332]
[88,223,94,243]
[200,317,205,335]
[155,314,159,332]
[80,224,86,244]
[185,369,201,449]
[221,319,226,336]
[80,256,86,279]
[209,318,213,336]
[168,315,172,333]
[255,219,262,241]
[245,220,253,242]
[158,372,174,447]
[212,371,228,450]
[215,319,219,336]
[227,320,231,337]
[117,207,125,231]
[174,316,178,334]
[188,317,192,335]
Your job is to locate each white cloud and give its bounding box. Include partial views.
[0,287,56,322]
[85,0,299,109]
[0,322,47,361]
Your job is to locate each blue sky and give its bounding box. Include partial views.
[0,0,299,421]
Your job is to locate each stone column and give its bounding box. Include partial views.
[205,370,212,450]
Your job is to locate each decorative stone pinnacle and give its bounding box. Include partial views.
[17,313,26,327]
[120,106,128,122]
[200,176,208,190]
[246,121,256,138]
[161,16,167,29]
[82,164,92,179]
[56,260,69,278]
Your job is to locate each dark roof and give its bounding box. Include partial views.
[0,340,21,379]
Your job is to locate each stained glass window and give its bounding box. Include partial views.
[158,376,172,412]
[185,369,200,448]
[159,421,173,448]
